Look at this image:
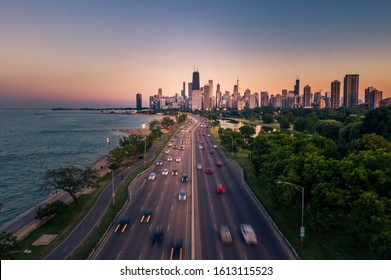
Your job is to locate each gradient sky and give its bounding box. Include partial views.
[0,0,390,108]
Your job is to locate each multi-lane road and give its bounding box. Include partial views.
[92,114,296,260]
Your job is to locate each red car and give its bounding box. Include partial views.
[216,184,225,194]
[216,161,223,167]
[205,167,213,174]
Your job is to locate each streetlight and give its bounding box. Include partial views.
[106,137,115,206]
[277,181,305,246]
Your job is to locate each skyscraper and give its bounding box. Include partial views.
[294,78,300,96]
[331,80,341,108]
[136,93,142,111]
[303,85,312,108]
[343,74,359,109]
[181,82,186,98]
[203,84,210,110]
[192,70,200,91]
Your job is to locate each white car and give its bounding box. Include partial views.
[198,145,203,150]
[213,144,218,149]
[178,190,187,201]
[165,149,169,154]
[162,168,168,176]
[240,224,257,245]
[176,157,181,162]
[148,173,157,181]
[167,156,173,162]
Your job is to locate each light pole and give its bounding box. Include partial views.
[106,137,115,206]
[277,181,305,246]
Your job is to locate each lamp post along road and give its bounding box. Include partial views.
[277,181,305,245]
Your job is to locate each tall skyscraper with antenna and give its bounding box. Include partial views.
[192,64,200,91]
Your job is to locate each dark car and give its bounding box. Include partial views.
[151,227,163,246]
[210,150,214,154]
[216,161,223,167]
[172,169,178,176]
[205,167,213,174]
[170,240,183,260]
[181,173,189,182]
[114,217,129,233]
[140,209,152,223]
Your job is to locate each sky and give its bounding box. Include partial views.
[0,0,390,108]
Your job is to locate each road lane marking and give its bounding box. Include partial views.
[130,224,134,232]
[167,225,170,231]
[139,253,143,260]
[243,252,248,260]
[116,251,122,260]
[220,252,223,260]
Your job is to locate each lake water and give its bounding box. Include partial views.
[0,110,157,225]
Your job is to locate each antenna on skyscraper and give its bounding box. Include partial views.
[194,62,195,71]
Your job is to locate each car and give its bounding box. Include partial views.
[171,169,178,176]
[140,209,152,223]
[157,160,163,166]
[179,145,184,150]
[148,172,157,180]
[171,138,176,142]
[167,156,173,162]
[205,168,213,174]
[216,161,223,167]
[181,174,189,182]
[210,150,214,154]
[173,145,178,149]
[216,184,225,194]
[213,144,218,149]
[168,143,173,147]
[176,156,181,162]
[199,140,203,144]
[170,240,183,260]
[151,227,163,246]
[165,149,169,154]
[178,190,187,200]
[240,224,258,245]
[207,134,210,137]
[162,168,169,175]
[198,145,203,150]
[219,225,232,243]
[196,163,203,170]
[114,217,129,233]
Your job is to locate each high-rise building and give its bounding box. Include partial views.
[343,74,359,109]
[192,71,200,91]
[136,93,142,111]
[158,88,163,99]
[303,85,312,108]
[237,79,240,97]
[366,87,383,109]
[181,82,186,98]
[216,83,221,108]
[191,90,203,111]
[203,84,210,110]
[331,80,341,108]
[260,92,269,107]
[188,83,192,100]
[294,78,300,96]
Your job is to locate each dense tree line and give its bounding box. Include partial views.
[215,106,391,259]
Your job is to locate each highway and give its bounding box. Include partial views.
[93,114,296,260]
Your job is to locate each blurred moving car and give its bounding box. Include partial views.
[170,240,183,260]
[148,172,157,180]
[213,144,218,148]
[196,163,203,170]
[178,190,187,201]
[156,160,163,166]
[165,149,169,154]
[219,225,232,243]
[171,169,178,176]
[216,161,223,167]
[162,168,169,175]
[205,167,213,174]
[167,156,173,162]
[140,209,152,223]
[151,227,163,246]
[176,156,181,162]
[114,218,129,233]
[216,184,225,194]
[198,145,203,150]
[240,224,258,245]
[181,173,189,182]
[210,150,214,154]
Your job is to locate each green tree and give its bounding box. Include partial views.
[279,116,290,130]
[338,122,363,150]
[161,116,175,129]
[41,166,98,205]
[314,120,343,141]
[348,133,391,154]
[0,204,22,259]
[362,106,391,140]
[35,200,67,220]
[262,113,274,124]
[239,125,256,141]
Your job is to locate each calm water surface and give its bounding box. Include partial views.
[0,110,156,224]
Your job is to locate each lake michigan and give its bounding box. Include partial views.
[0,109,157,225]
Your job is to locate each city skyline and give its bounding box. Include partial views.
[1,0,390,108]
